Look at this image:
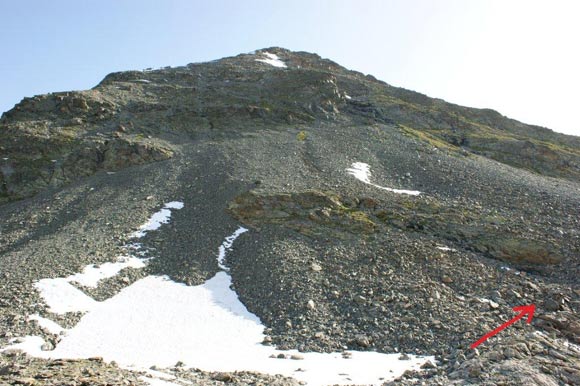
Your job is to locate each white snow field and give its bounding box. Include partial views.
[347,162,421,196]
[255,52,287,68]
[2,200,433,385]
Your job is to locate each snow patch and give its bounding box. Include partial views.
[436,246,455,252]
[29,314,65,335]
[256,52,287,68]
[65,256,146,288]
[131,201,184,238]
[500,266,521,275]
[2,336,46,355]
[140,377,180,386]
[141,368,178,381]
[164,201,184,210]
[35,278,97,314]
[346,162,421,196]
[347,162,372,184]
[42,273,267,369]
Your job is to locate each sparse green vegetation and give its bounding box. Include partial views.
[346,210,376,230]
[398,125,459,152]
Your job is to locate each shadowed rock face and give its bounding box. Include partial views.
[0,134,172,202]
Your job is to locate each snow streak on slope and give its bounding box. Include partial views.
[255,52,287,68]
[131,201,184,238]
[217,226,248,270]
[347,162,421,195]
[1,201,433,385]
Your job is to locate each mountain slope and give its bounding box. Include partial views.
[0,48,579,385]
[1,47,579,204]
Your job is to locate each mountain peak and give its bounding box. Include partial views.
[2,48,578,205]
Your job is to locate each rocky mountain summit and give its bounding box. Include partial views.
[0,48,579,385]
[2,48,580,204]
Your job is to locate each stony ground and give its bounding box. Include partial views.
[1,351,300,386]
[0,48,579,385]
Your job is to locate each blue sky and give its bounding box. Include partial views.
[1,0,579,136]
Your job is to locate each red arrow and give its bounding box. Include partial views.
[470,304,535,349]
